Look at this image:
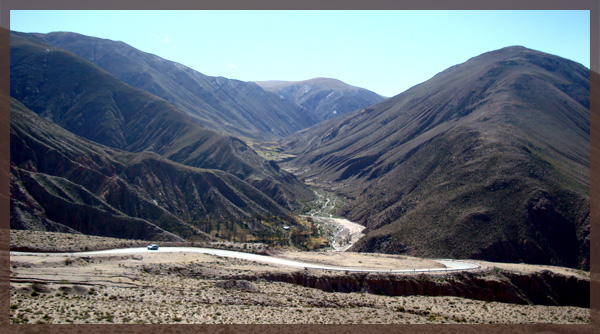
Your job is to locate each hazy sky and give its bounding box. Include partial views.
[11,10,590,97]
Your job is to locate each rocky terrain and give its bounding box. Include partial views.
[9,230,590,324]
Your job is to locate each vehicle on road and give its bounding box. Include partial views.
[147,244,159,250]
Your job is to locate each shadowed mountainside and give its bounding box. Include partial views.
[10,98,300,242]
[16,31,316,141]
[284,46,590,270]
[255,77,386,122]
[10,32,313,212]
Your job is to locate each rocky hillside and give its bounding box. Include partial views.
[10,32,313,212]
[256,77,386,122]
[15,31,316,141]
[10,98,300,242]
[285,46,590,270]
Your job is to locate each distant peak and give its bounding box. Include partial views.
[499,45,528,50]
[475,45,550,60]
[304,77,345,84]
[256,77,356,91]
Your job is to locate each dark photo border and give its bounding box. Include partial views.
[1,1,597,334]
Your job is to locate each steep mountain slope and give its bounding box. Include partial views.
[256,77,386,121]
[15,31,316,141]
[285,46,590,269]
[10,98,299,242]
[10,33,313,211]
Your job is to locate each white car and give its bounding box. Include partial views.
[147,244,159,250]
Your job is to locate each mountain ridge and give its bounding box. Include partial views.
[14,30,317,141]
[9,32,313,212]
[284,46,590,269]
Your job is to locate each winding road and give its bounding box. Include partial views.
[11,247,480,274]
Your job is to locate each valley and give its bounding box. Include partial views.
[8,28,592,325]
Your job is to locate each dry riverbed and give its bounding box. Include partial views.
[9,230,590,324]
[304,216,365,252]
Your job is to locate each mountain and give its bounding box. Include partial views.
[10,32,313,212]
[14,31,316,141]
[284,46,590,270]
[256,77,386,122]
[10,98,304,242]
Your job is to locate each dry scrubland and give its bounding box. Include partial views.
[10,230,590,324]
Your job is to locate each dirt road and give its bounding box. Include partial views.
[11,247,480,273]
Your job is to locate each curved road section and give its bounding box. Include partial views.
[11,247,480,274]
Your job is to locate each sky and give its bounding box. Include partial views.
[10,10,590,97]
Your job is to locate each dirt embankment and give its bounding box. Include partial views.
[243,269,589,308]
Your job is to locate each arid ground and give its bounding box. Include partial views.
[10,230,590,324]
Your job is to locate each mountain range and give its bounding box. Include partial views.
[9,30,591,270]
[10,32,313,213]
[9,32,322,244]
[13,31,319,141]
[284,46,590,269]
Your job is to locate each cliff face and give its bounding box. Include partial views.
[251,269,589,308]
